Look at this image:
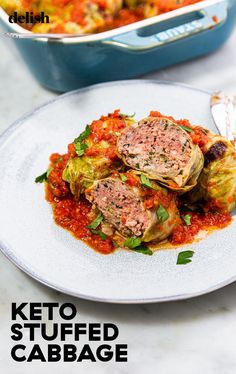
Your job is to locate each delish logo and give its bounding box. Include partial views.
[9,12,50,24]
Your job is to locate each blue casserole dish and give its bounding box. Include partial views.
[0,0,235,92]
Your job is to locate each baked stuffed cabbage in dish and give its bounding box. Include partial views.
[117,116,204,192]
[1,0,203,34]
[85,171,180,243]
[36,109,234,255]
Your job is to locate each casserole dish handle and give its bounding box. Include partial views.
[103,1,227,52]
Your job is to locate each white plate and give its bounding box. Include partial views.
[0,80,235,303]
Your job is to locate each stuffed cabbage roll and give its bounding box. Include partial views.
[188,133,236,212]
[85,171,180,243]
[62,110,135,199]
[62,155,120,199]
[117,116,204,193]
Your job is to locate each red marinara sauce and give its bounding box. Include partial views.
[45,156,115,254]
[44,110,128,255]
[170,209,232,245]
[44,109,233,253]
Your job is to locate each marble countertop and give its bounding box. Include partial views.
[1,28,236,374]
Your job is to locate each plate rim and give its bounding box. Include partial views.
[2,79,234,304]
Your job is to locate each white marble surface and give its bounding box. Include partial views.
[1,28,236,374]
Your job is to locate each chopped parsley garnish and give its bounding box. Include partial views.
[74,125,91,156]
[74,125,91,143]
[98,231,107,240]
[35,156,62,183]
[120,173,128,182]
[133,245,153,256]
[179,125,193,133]
[35,171,48,183]
[90,229,107,240]
[177,250,194,265]
[124,237,153,255]
[182,214,192,226]
[156,205,169,223]
[124,237,141,248]
[35,167,53,183]
[74,142,88,156]
[140,174,156,190]
[87,212,104,230]
[47,166,53,178]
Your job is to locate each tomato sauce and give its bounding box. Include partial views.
[170,210,232,245]
[7,0,203,34]
[46,161,115,254]
[44,109,233,255]
[86,110,127,161]
[45,110,129,255]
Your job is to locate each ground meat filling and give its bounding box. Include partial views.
[87,179,149,237]
[117,118,192,177]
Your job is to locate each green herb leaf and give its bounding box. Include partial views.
[133,245,153,256]
[55,156,63,164]
[98,231,107,240]
[179,125,193,133]
[156,205,169,223]
[35,156,63,183]
[182,214,191,226]
[124,237,142,249]
[74,125,91,143]
[74,125,91,156]
[177,250,194,265]
[90,229,107,240]
[35,171,48,183]
[140,174,155,190]
[87,212,104,230]
[74,142,88,157]
[120,173,127,182]
[46,166,53,178]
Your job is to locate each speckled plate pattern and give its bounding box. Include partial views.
[0,80,235,303]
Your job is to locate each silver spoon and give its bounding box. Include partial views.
[211,92,236,145]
